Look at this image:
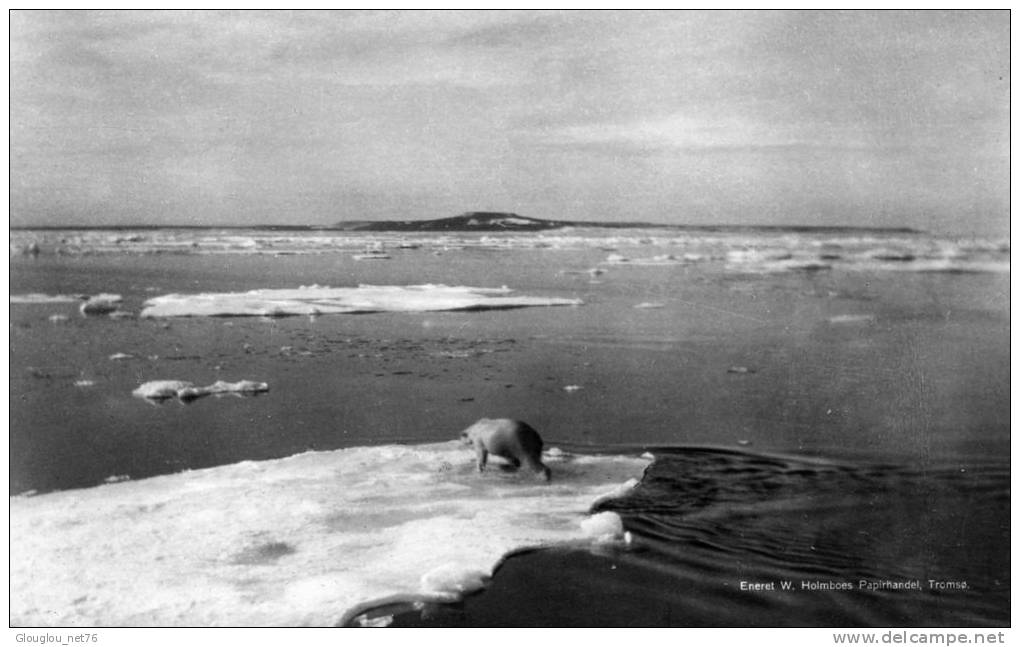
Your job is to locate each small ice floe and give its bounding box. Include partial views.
[11,293,79,304]
[109,353,135,361]
[726,250,832,273]
[727,249,793,264]
[80,294,122,316]
[132,379,269,402]
[828,314,877,325]
[737,439,752,446]
[419,564,491,601]
[563,385,583,393]
[605,253,683,266]
[132,380,195,399]
[727,366,756,374]
[633,301,665,309]
[353,250,391,260]
[355,614,394,628]
[580,511,625,542]
[48,314,70,324]
[74,380,96,388]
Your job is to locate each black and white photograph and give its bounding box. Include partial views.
[8,9,1010,633]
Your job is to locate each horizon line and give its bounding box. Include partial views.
[9,221,926,235]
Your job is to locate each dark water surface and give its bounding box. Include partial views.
[363,449,1009,627]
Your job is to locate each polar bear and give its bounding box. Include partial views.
[460,418,551,482]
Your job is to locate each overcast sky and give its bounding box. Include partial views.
[9,10,1010,235]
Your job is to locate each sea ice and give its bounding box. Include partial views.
[727,366,756,374]
[10,293,80,304]
[10,442,649,626]
[132,380,196,399]
[419,564,491,599]
[604,253,684,266]
[80,294,123,315]
[133,380,269,401]
[580,511,625,541]
[828,314,877,325]
[590,478,640,508]
[140,284,583,318]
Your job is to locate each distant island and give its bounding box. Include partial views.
[331,212,920,234]
[331,212,659,232]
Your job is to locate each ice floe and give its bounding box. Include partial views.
[133,380,269,402]
[352,251,391,260]
[604,253,685,266]
[419,564,491,600]
[828,314,877,325]
[140,284,583,318]
[727,366,756,374]
[10,441,650,626]
[79,294,123,315]
[579,511,625,541]
[10,293,81,304]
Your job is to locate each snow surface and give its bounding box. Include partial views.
[10,441,649,626]
[140,284,583,318]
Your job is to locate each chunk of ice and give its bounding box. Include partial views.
[132,380,195,399]
[133,380,269,401]
[419,563,491,599]
[80,294,123,316]
[580,511,625,541]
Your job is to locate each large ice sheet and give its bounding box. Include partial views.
[10,442,648,626]
[140,284,583,318]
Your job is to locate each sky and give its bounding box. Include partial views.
[9,10,1010,236]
